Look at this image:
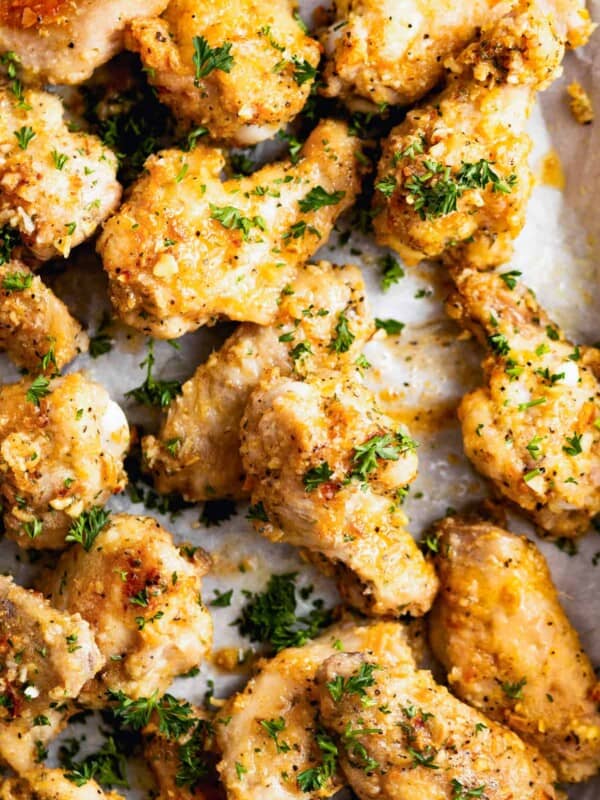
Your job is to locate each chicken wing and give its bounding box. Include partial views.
[143,260,373,501]
[316,651,558,800]
[0,768,124,800]
[0,576,103,773]
[98,119,362,339]
[429,516,600,783]
[319,0,593,110]
[372,2,565,269]
[216,619,417,800]
[448,269,600,537]
[0,261,88,372]
[42,513,213,704]
[0,0,169,85]
[0,372,129,550]
[0,85,121,262]
[240,369,438,617]
[126,0,321,145]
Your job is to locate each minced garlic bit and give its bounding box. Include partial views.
[567,82,594,125]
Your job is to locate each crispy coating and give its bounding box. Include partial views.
[316,651,559,800]
[126,0,321,145]
[0,576,103,773]
[143,260,374,500]
[0,86,121,261]
[144,705,224,800]
[372,3,565,269]
[0,768,124,799]
[0,261,88,372]
[319,0,593,110]
[448,269,600,537]
[98,119,361,339]
[216,620,416,800]
[43,514,213,704]
[567,81,594,123]
[0,0,169,85]
[240,369,438,617]
[0,372,129,550]
[429,516,600,783]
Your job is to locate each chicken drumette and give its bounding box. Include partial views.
[0,576,103,773]
[143,260,373,501]
[240,369,438,617]
[42,513,213,704]
[0,0,169,85]
[448,269,600,537]
[429,516,600,783]
[126,0,321,145]
[0,372,129,549]
[0,768,124,800]
[98,119,362,339]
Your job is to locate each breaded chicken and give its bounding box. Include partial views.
[0,261,88,372]
[372,3,565,269]
[216,620,417,800]
[0,372,129,550]
[0,85,121,261]
[144,705,224,800]
[316,651,559,800]
[319,0,593,110]
[0,0,169,85]
[429,516,600,783]
[43,514,213,704]
[143,261,374,501]
[0,768,124,800]
[0,576,103,773]
[448,269,600,537]
[126,0,321,145]
[240,369,438,617]
[98,119,362,339]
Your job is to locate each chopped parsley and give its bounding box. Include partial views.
[192,35,234,82]
[108,690,196,740]
[375,318,404,335]
[125,340,182,408]
[299,186,345,212]
[379,254,404,291]
[350,432,417,481]
[297,732,338,792]
[451,779,487,799]
[51,150,69,171]
[26,375,51,406]
[65,506,111,551]
[210,589,233,608]
[488,332,510,356]
[408,745,439,769]
[0,225,21,266]
[210,204,266,241]
[563,433,583,456]
[501,677,526,699]
[63,736,128,788]
[14,125,35,150]
[330,310,355,353]
[499,270,522,290]
[303,461,333,491]
[246,501,269,522]
[326,662,378,704]
[2,270,32,292]
[259,717,290,753]
[291,57,317,85]
[89,313,114,358]
[175,720,211,788]
[375,175,397,197]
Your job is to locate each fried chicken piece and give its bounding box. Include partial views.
[0,0,169,85]
[0,576,103,773]
[429,516,600,783]
[98,119,361,339]
[0,768,124,800]
[240,369,438,617]
[0,261,88,372]
[216,619,417,800]
[0,85,121,262]
[144,705,224,800]
[319,0,593,110]
[448,269,600,537]
[43,513,213,704]
[126,0,321,145]
[143,260,373,501]
[372,3,565,269]
[0,372,129,550]
[316,651,559,800]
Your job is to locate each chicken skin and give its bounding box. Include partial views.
[319,0,593,110]
[98,119,362,339]
[0,0,169,85]
[240,369,438,617]
[0,372,129,550]
[448,269,600,537]
[126,0,321,145]
[0,576,103,773]
[43,514,213,704]
[0,261,88,372]
[143,260,374,501]
[316,651,559,800]
[429,516,600,783]
[216,619,417,800]
[0,85,121,262]
[0,768,124,800]
[372,3,565,269]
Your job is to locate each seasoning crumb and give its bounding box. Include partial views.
[567,82,594,125]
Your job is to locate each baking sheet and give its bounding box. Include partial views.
[2,2,600,797]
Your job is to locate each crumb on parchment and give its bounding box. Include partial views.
[567,82,594,124]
